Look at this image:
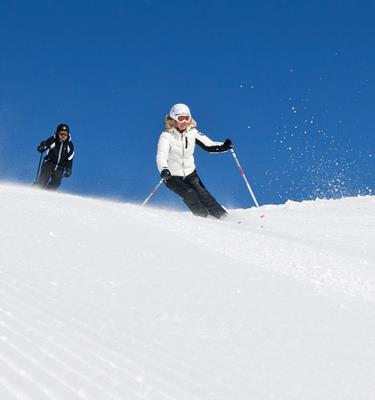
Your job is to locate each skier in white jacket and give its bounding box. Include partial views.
[156,103,233,219]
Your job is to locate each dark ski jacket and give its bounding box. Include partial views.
[41,134,74,171]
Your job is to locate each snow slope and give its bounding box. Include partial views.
[0,183,374,400]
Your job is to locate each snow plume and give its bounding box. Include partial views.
[304,156,368,199]
[270,98,373,201]
[0,183,374,399]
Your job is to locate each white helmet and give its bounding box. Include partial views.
[169,103,191,121]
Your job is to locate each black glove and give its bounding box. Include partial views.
[223,139,234,150]
[160,169,171,181]
[37,142,47,153]
[64,169,72,178]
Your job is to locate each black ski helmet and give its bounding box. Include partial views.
[56,123,70,134]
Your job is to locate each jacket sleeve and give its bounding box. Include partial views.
[66,142,74,170]
[156,133,170,173]
[42,136,55,148]
[195,131,226,153]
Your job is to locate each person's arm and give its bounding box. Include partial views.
[195,131,233,153]
[37,136,55,152]
[64,143,74,176]
[156,133,171,173]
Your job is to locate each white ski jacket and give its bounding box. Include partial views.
[156,126,226,177]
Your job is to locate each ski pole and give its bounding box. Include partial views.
[141,179,164,206]
[34,151,44,184]
[230,149,260,208]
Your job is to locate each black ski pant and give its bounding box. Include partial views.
[165,171,227,219]
[36,161,64,190]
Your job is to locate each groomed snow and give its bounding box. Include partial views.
[0,183,374,399]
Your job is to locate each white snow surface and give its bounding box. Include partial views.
[0,183,374,400]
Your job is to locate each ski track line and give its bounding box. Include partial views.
[0,274,164,398]
[0,342,73,400]
[0,354,54,400]
[0,373,25,400]
[0,314,124,400]
[5,265,251,398]
[213,214,372,267]
[222,219,375,276]
[0,264,248,389]
[236,218,375,264]
[144,204,374,266]
[143,212,375,301]
[0,266,249,400]
[215,222,375,298]
[235,205,375,261]
[0,277,232,400]
[0,284,171,400]
[109,321,250,399]
[211,226,375,300]
[0,306,172,400]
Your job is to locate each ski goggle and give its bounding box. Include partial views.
[58,130,68,137]
[176,115,191,123]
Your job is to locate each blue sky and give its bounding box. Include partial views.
[0,0,374,208]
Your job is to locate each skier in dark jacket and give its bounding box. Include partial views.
[156,103,233,219]
[35,123,74,190]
